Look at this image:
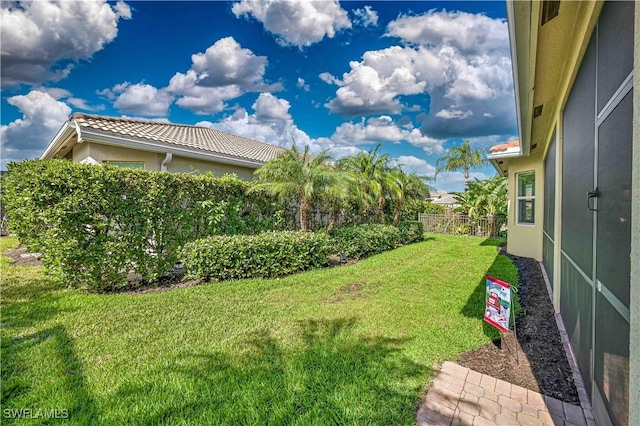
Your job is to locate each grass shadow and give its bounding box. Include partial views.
[1,325,99,424]
[460,244,519,341]
[104,318,430,425]
[1,242,93,422]
[478,237,506,247]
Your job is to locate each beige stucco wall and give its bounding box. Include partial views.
[628,5,639,426]
[71,141,257,180]
[505,152,544,261]
[71,141,91,164]
[81,143,164,170]
[167,156,255,180]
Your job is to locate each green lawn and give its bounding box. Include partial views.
[1,235,517,425]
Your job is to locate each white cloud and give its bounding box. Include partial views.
[435,109,473,119]
[330,116,444,154]
[436,170,490,193]
[190,37,271,89]
[232,0,351,48]
[34,86,103,111]
[386,11,507,54]
[197,93,359,159]
[201,103,444,159]
[99,37,279,116]
[1,0,131,87]
[252,93,292,122]
[394,155,491,192]
[166,37,281,115]
[101,82,173,117]
[67,97,104,112]
[166,70,240,115]
[1,90,71,168]
[33,87,72,100]
[324,45,444,117]
[198,93,312,149]
[353,6,378,27]
[297,77,310,91]
[319,72,342,86]
[395,155,436,176]
[323,10,516,140]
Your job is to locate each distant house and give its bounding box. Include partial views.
[429,190,459,209]
[489,2,638,425]
[41,113,285,180]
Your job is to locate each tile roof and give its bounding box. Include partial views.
[489,140,520,153]
[71,113,285,163]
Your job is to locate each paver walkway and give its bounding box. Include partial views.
[417,361,595,426]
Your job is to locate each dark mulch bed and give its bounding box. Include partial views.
[458,247,580,405]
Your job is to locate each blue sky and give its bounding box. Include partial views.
[1,0,517,192]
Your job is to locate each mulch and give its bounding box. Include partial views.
[457,247,580,404]
[4,245,44,267]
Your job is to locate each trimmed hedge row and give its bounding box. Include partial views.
[397,221,425,244]
[329,224,401,259]
[2,159,291,291]
[181,231,330,281]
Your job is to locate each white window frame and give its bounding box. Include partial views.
[516,171,535,225]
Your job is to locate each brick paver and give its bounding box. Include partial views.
[417,362,590,426]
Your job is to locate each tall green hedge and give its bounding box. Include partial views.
[2,159,291,291]
[181,231,330,281]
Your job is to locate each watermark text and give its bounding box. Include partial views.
[3,408,69,419]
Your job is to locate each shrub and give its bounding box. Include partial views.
[397,221,424,244]
[423,201,447,215]
[181,231,330,281]
[1,159,291,291]
[329,224,401,259]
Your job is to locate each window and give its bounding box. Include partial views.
[517,171,535,224]
[541,0,560,26]
[104,161,145,170]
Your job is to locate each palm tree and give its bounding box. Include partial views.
[478,177,508,236]
[453,176,508,236]
[387,169,432,226]
[435,140,487,183]
[319,168,350,232]
[252,144,335,231]
[339,144,392,223]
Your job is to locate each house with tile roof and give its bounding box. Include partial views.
[429,190,460,209]
[490,2,638,425]
[41,113,285,180]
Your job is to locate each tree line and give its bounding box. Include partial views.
[252,140,504,232]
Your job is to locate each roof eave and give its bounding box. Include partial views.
[507,0,540,158]
[489,159,505,175]
[487,149,522,176]
[486,150,522,160]
[79,128,267,169]
[40,120,76,159]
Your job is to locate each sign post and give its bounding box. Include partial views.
[484,275,519,363]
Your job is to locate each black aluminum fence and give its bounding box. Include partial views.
[417,213,506,237]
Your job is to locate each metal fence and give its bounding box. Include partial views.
[418,213,506,237]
